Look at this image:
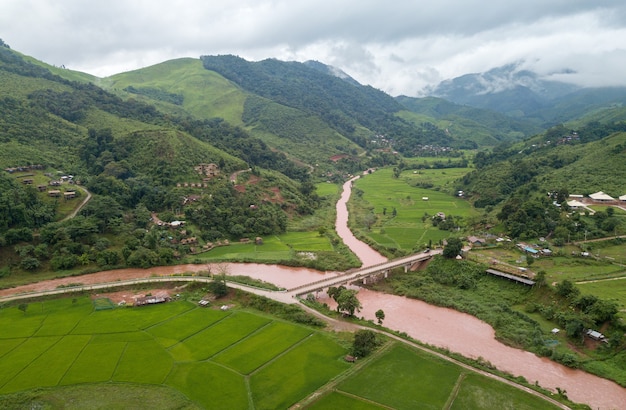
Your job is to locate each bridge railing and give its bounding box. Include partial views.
[288,252,433,294]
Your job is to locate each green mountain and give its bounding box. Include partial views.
[198,55,473,154]
[106,55,542,166]
[0,45,326,275]
[101,58,367,169]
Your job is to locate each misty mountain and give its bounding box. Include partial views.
[426,63,588,120]
[427,63,626,127]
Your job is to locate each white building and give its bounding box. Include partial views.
[589,191,615,202]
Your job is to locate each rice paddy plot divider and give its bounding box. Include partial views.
[0,338,28,361]
[165,310,233,349]
[141,305,203,332]
[0,336,63,392]
[443,372,466,410]
[332,390,395,410]
[205,319,275,359]
[109,342,129,384]
[56,335,93,388]
[248,333,315,377]
[296,341,395,408]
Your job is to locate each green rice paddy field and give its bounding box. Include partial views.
[0,296,562,409]
[352,168,477,250]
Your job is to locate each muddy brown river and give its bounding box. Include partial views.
[1,174,624,409]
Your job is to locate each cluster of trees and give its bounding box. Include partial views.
[496,191,624,240]
[327,285,362,316]
[178,117,311,183]
[185,178,288,240]
[526,277,622,362]
[0,174,56,232]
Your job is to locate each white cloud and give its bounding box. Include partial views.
[2,1,626,95]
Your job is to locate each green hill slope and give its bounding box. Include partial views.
[103,58,247,126]
[0,46,322,278]
[103,58,365,166]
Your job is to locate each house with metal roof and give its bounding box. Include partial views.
[589,191,615,201]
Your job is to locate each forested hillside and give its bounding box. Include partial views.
[460,121,626,239]
[0,46,320,276]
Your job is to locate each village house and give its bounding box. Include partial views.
[134,295,170,306]
[589,191,615,202]
[63,191,76,199]
[194,163,220,177]
[467,236,485,247]
[48,190,61,197]
[180,237,198,245]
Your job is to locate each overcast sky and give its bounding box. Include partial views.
[2,1,626,96]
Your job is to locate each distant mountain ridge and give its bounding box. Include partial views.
[426,63,626,124]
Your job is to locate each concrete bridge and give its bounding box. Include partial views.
[0,250,439,306]
[289,249,439,297]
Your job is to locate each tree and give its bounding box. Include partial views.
[556,280,579,300]
[442,237,463,258]
[20,256,40,271]
[209,263,229,298]
[336,289,362,316]
[208,279,228,298]
[327,286,346,304]
[589,299,618,324]
[534,270,547,288]
[375,309,385,325]
[352,330,378,357]
[18,303,28,314]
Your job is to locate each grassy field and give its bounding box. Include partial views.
[350,167,477,250]
[194,231,334,261]
[0,294,567,409]
[577,278,626,317]
[316,181,340,197]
